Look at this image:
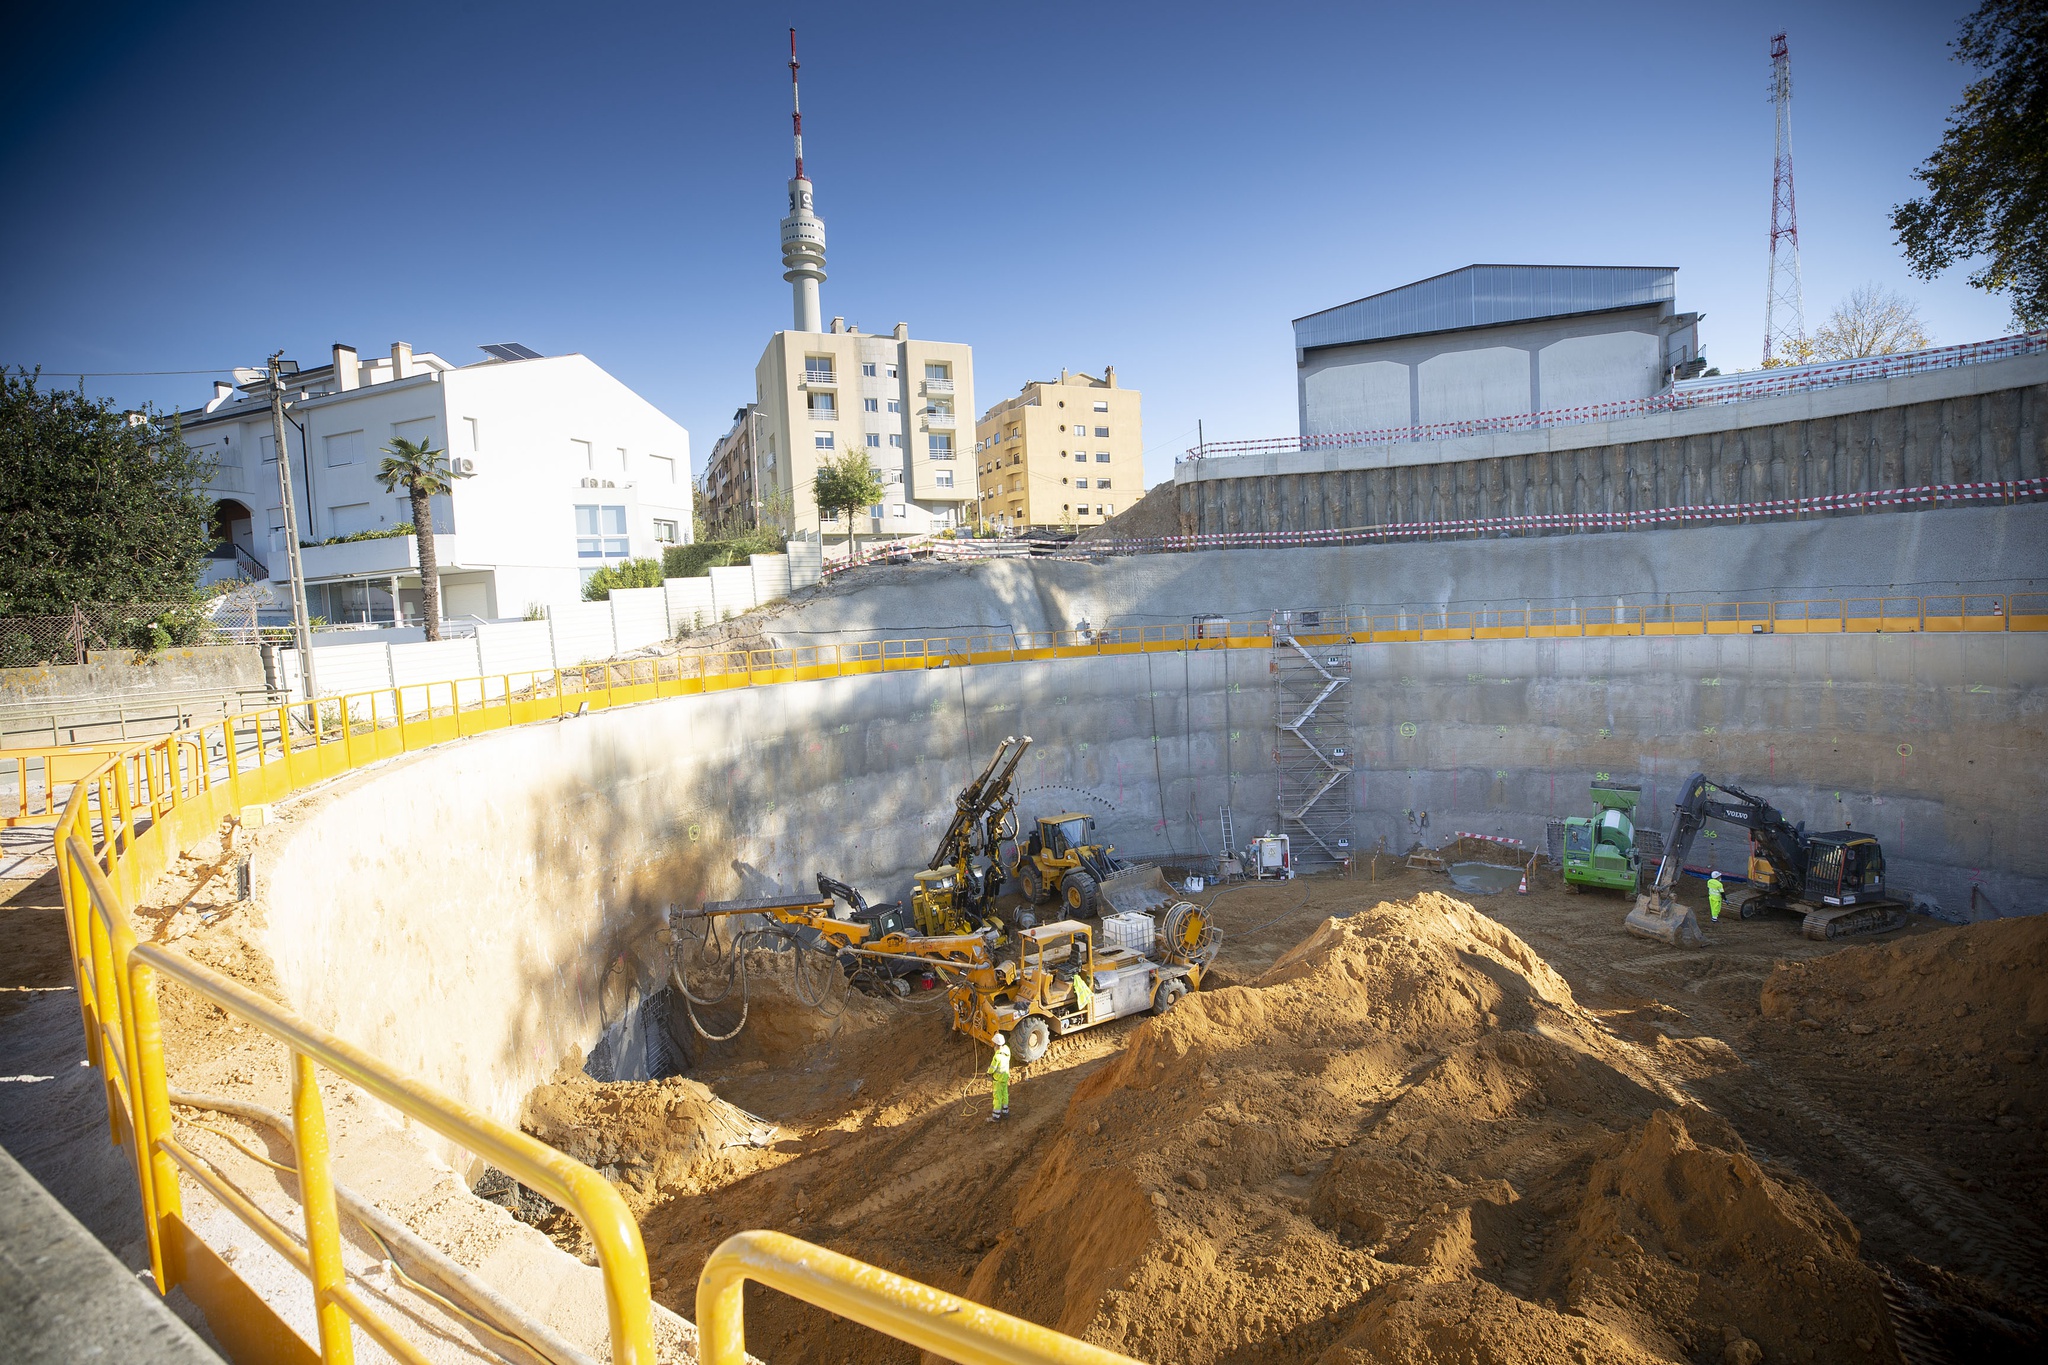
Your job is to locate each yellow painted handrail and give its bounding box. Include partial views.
[697,1230,1143,1365]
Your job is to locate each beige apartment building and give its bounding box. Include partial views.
[974,368,1140,530]
[753,319,975,550]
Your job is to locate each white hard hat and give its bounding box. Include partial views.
[992,1032,1007,1047]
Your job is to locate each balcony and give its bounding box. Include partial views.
[923,377,954,394]
[924,409,957,429]
[277,532,465,583]
[803,367,838,388]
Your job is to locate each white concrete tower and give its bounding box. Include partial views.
[779,28,826,334]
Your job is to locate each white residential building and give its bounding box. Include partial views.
[184,342,691,623]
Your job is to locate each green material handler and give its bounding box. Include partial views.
[1559,782,1643,895]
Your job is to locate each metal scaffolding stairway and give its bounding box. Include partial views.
[1271,610,1354,865]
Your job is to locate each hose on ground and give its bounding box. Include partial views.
[165,1088,596,1365]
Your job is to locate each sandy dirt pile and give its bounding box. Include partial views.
[522,1070,772,1215]
[968,892,1894,1364]
[1079,480,1180,544]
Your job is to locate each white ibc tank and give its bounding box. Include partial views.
[1101,911,1155,953]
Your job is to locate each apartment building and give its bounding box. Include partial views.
[973,368,1141,530]
[753,319,975,548]
[182,341,691,623]
[701,404,765,529]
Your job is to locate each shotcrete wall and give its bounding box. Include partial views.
[257,624,2044,1143]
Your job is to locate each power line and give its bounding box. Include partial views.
[9,367,237,377]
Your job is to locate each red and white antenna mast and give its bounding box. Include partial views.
[789,27,804,181]
[1762,31,1807,366]
[778,27,827,332]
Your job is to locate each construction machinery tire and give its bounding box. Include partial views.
[1062,872,1100,918]
[1014,1014,1053,1064]
[1152,977,1189,1016]
[1018,862,1047,904]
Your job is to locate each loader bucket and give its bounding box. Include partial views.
[1100,865,1175,916]
[1624,890,1705,948]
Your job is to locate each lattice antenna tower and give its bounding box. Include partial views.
[1762,31,1806,366]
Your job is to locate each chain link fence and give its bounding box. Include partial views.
[0,595,274,668]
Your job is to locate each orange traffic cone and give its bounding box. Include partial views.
[1518,870,1529,894]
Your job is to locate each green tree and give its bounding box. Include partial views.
[581,557,666,601]
[1811,284,1934,360]
[375,437,471,640]
[1892,0,2048,330]
[811,449,885,561]
[0,370,214,614]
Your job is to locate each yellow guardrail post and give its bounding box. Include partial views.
[290,1050,356,1364]
[697,1230,1144,1365]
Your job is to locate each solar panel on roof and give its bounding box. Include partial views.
[479,342,544,362]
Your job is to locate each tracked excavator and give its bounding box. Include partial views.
[1625,772,1907,947]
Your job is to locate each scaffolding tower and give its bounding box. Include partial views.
[1271,609,1354,866]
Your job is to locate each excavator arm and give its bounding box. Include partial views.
[1648,773,1805,895]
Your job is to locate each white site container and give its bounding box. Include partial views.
[1101,911,1155,954]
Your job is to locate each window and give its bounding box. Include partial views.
[1095,426,1110,438]
[821,507,840,522]
[1076,478,1089,489]
[864,397,879,412]
[889,433,904,448]
[260,434,277,464]
[647,454,677,483]
[653,519,679,544]
[861,362,877,377]
[889,503,906,518]
[934,469,954,488]
[1095,451,1110,462]
[1075,451,1088,462]
[324,430,363,468]
[866,433,882,448]
[572,438,593,469]
[805,357,834,383]
[1093,401,1108,412]
[1104,503,1114,515]
[870,504,885,518]
[1073,424,1087,436]
[815,431,834,450]
[1097,477,1110,488]
[886,363,899,379]
[929,434,953,457]
[808,393,836,415]
[925,363,948,380]
[886,399,901,414]
[575,504,630,558]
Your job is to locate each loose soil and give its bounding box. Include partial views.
[547,863,2047,1364]
[1079,480,1181,545]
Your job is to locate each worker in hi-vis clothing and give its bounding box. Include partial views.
[987,1032,1010,1121]
[1707,871,1725,922]
[1072,970,1093,1022]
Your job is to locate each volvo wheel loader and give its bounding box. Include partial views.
[1013,813,1174,920]
[1626,772,1907,947]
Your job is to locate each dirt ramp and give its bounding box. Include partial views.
[522,1071,769,1213]
[961,891,1896,1364]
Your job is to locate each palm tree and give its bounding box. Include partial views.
[376,438,471,640]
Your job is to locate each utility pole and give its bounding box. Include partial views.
[268,352,319,701]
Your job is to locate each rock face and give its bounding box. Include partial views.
[964,892,1894,1364]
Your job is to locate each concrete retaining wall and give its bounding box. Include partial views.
[259,626,2044,1144]
[1177,375,2047,539]
[1,646,266,708]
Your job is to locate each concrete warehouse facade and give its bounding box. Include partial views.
[974,368,1143,530]
[1295,264,1704,440]
[1179,349,2047,539]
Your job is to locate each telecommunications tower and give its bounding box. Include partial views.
[779,28,827,333]
[1762,31,1806,366]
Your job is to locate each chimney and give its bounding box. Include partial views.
[390,341,413,380]
[830,316,845,334]
[334,344,359,391]
[1105,365,1116,388]
[206,381,234,413]
[893,322,908,340]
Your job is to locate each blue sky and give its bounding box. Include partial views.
[0,1,2009,491]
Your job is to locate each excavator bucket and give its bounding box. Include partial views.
[1100,866,1175,916]
[1625,890,1706,948]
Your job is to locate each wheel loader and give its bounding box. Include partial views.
[1013,813,1174,920]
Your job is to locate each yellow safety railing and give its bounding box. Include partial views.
[34,581,2048,1362]
[697,1231,1143,1365]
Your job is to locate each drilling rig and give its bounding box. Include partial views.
[912,735,1031,936]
